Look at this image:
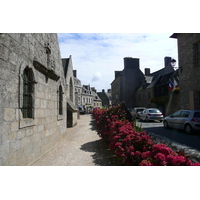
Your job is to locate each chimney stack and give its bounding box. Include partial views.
[145,68,150,75]
[164,57,172,68]
[124,57,140,69]
[73,70,77,78]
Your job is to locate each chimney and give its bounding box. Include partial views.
[164,57,172,68]
[115,71,122,78]
[73,70,77,77]
[124,57,139,69]
[145,68,150,75]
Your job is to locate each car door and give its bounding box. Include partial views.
[141,110,146,120]
[168,110,182,128]
[178,111,190,129]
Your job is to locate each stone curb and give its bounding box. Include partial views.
[146,131,200,163]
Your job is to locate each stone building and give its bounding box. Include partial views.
[81,85,102,112]
[111,57,144,108]
[97,89,112,108]
[171,33,200,110]
[0,33,68,165]
[62,56,78,127]
[73,70,82,109]
[111,71,123,106]
[135,57,176,115]
[91,87,102,109]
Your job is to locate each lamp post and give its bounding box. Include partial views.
[171,58,177,68]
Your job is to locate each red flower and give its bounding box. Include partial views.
[141,151,151,159]
[139,160,152,166]
[191,163,200,166]
[154,153,166,161]
[135,151,141,157]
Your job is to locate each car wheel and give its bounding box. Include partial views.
[185,124,193,134]
[163,120,169,128]
[145,117,149,122]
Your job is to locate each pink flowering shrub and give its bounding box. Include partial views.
[93,106,200,166]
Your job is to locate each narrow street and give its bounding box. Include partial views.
[32,114,120,166]
[136,120,200,151]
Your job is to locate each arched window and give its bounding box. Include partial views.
[59,85,63,115]
[22,67,34,118]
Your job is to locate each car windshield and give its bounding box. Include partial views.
[194,112,200,118]
[149,109,160,113]
[137,109,145,112]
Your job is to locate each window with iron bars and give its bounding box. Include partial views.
[22,67,34,118]
[59,85,63,115]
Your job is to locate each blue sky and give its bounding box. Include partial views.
[58,33,178,92]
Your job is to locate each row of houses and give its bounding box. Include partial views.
[62,55,103,115]
[110,33,200,116]
[110,56,178,115]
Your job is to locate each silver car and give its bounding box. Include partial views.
[163,110,200,134]
[131,107,146,119]
[140,108,164,122]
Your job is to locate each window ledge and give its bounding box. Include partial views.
[57,115,63,121]
[20,118,36,129]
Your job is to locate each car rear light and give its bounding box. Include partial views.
[191,118,200,122]
[148,113,151,116]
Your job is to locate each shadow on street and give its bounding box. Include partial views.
[80,139,122,166]
[89,115,97,131]
[81,115,122,166]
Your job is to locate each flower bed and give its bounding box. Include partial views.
[93,106,200,166]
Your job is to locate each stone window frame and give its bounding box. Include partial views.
[59,85,63,115]
[57,84,64,120]
[21,67,34,118]
[19,63,36,129]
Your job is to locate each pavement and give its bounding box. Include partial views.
[31,114,120,166]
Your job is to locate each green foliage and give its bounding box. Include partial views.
[133,118,143,132]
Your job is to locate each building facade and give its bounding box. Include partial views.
[111,57,144,108]
[97,89,112,108]
[135,57,177,115]
[81,85,102,112]
[91,87,102,109]
[62,56,78,127]
[171,33,200,110]
[0,33,68,165]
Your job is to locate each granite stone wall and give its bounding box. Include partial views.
[176,33,200,110]
[0,33,67,165]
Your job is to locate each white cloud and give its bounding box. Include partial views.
[58,33,178,92]
[91,72,102,82]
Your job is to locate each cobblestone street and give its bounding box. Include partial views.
[32,114,120,166]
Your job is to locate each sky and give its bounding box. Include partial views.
[58,33,178,92]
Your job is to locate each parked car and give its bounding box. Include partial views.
[79,109,86,115]
[139,108,164,122]
[163,110,200,134]
[131,107,146,119]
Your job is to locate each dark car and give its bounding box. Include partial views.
[163,110,200,134]
[79,110,86,115]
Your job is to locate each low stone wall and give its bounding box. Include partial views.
[147,131,200,163]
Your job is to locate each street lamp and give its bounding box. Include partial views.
[171,58,176,68]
